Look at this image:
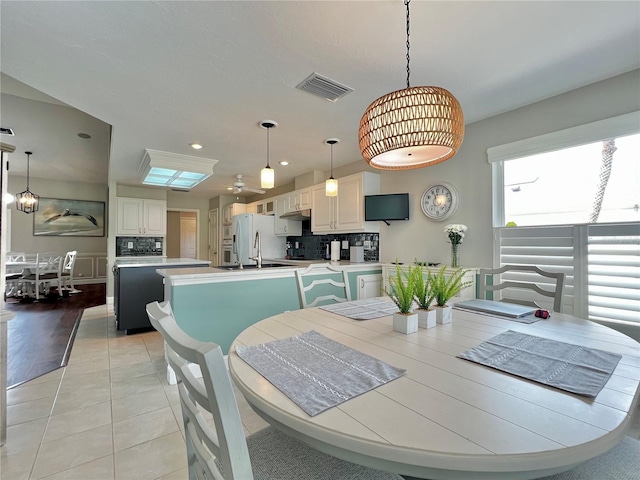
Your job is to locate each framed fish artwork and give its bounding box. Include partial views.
[33,198,105,236]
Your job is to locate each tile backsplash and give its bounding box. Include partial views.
[286,221,379,261]
[116,237,163,256]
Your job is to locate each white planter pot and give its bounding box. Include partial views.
[435,305,453,324]
[417,308,436,329]
[393,312,418,334]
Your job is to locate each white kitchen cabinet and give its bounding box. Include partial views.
[254,199,275,215]
[286,187,311,213]
[382,264,478,303]
[222,203,246,225]
[117,197,167,236]
[274,195,302,236]
[356,273,383,299]
[245,202,258,214]
[311,172,380,234]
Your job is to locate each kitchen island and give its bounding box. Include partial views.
[113,257,211,334]
[156,260,382,354]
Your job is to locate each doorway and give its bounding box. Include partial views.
[166,209,199,259]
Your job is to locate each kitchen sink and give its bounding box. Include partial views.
[222,263,294,270]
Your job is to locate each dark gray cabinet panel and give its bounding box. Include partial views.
[114,264,205,334]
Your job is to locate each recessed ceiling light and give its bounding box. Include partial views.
[77,133,91,139]
[279,160,290,166]
[190,143,203,150]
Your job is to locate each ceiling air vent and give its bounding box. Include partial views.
[296,73,354,102]
[1,127,15,136]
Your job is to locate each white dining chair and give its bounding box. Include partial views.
[295,263,352,309]
[61,250,80,294]
[21,252,64,301]
[146,300,403,480]
[478,264,566,312]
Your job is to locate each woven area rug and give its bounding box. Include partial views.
[457,330,622,397]
[236,330,405,416]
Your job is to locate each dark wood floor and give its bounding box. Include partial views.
[5,283,106,388]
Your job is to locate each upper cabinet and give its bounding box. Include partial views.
[222,203,247,225]
[285,187,311,213]
[274,195,302,236]
[117,198,167,236]
[311,172,380,234]
[246,199,274,216]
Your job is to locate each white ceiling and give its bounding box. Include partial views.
[1,1,639,199]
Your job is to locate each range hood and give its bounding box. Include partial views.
[279,209,311,221]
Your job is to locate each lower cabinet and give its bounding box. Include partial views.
[356,274,383,299]
[114,263,207,333]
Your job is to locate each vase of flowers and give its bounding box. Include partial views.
[386,263,418,334]
[444,224,467,268]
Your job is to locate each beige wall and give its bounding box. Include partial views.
[7,175,108,254]
[378,69,640,268]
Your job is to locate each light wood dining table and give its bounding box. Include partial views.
[228,301,640,480]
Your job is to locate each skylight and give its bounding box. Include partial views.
[139,149,218,190]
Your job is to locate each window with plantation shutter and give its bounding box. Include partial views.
[490,112,640,328]
[587,224,640,324]
[496,226,575,314]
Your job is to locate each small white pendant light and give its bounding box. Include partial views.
[359,0,464,170]
[260,120,277,189]
[16,151,39,214]
[325,138,339,197]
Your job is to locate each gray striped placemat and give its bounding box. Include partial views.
[457,330,622,397]
[319,298,398,320]
[236,330,406,416]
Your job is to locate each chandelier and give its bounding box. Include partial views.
[359,0,464,170]
[16,151,39,214]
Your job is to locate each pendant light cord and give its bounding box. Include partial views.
[26,152,31,190]
[266,127,271,168]
[330,143,334,178]
[405,0,411,89]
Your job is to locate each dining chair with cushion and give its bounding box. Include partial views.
[146,300,404,480]
[61,250,80,294]
[478,264,566,312]
[295,263,352,309]
[21,252,64,301]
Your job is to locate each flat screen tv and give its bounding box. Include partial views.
[365,193,409,224]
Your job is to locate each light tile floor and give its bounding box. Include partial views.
[2,304,639,480]
[1,304,269,480]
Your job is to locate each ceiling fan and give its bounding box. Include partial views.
[229,174,265,194]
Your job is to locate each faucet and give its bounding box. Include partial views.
[250,230,262,268]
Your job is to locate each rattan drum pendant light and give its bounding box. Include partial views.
[16,151,39,214]
[359,0,464,170]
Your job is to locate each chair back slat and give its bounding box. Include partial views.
[146,301,254,480]
[295,264,352,309]
[479,265,565,312]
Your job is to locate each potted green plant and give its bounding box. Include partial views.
[429,265,473,324]
[385,263,418,334]
[412,263,437,329]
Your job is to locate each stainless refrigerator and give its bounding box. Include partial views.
[231,214,285,266]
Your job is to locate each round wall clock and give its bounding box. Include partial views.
[420,182,459,221]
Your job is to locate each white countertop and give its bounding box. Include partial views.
[114,257,211,268]
[156,260,382,284]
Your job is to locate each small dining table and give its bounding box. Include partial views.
[228,301,640,480]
